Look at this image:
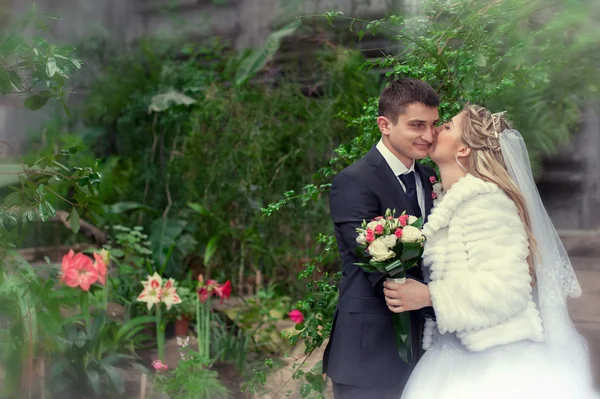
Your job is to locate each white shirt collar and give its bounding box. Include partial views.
[376,139,415,176]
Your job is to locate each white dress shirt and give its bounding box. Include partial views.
[376,139,425,216]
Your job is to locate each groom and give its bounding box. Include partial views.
[323,79,439,398]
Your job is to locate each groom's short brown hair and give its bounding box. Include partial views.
[378,79,439,124]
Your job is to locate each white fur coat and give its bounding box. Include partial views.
[421,174,545,352]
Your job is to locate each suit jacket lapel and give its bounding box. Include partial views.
[365,147,411,216]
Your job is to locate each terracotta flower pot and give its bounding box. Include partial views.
[174,318,189,337]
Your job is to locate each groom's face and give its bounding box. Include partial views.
[378,102,439,165]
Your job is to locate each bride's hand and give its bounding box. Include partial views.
[383,279,433,313]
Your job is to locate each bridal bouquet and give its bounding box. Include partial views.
[354,208,425,365]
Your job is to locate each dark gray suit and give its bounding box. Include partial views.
[323,147,436,398]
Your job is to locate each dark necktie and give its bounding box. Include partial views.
[399,171,422,218]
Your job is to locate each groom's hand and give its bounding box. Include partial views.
[383,279,433,313]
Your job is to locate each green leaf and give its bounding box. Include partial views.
[399,242,422,263]
[204,235,219,265]
[101,363,125,394]
[46,57,57,77]
[188,202,210,216]
[86,370,101,396]
[235,19,301,86]
[0,69,12,94]
[23,91,51,110]
[475,54,487,67]
[68,207,80,234]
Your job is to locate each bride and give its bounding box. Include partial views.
[385,105,599,398]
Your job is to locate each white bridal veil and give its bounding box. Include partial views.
[499,128,592,380]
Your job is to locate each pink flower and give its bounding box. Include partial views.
[429,176,437,184]
[399,215,409,227]
[60,250,99,291]
[432,192,438,200]
[366,229,375,243]
[374,216,384,220]
[288,309,304,324]
[374,225,384,234]
[92,252,107,286]
[394,228,403,238]
[152,360,169,371]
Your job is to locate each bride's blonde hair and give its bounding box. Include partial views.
[461,104,537,282]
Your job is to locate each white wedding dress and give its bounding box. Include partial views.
[401,130,599,399]
[402,321,596,399]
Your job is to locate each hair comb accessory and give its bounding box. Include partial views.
[491,111,507,138]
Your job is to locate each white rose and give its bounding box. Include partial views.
[368,237,396,262]
[408,215,418,225]
[356,233,367,246]
[400,225,423,243]
[380,234,397,249]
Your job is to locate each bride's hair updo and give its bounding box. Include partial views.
[461,104,538,282]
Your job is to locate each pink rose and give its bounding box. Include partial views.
[432,192,438,200]
[429,176,437,184]
[366,229,375,243]
[288,309,304,324]
[399,215,409,227]
[395,228,403,238]
[374,225,384,234]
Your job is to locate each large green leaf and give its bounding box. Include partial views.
[150,218,187,271]
[101,363,125,394]
[234,19,301,86]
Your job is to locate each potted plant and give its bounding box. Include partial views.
[171,287,196,337]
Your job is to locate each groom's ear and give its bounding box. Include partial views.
[377,116,392,135]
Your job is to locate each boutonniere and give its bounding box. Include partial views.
[429,175,444,201]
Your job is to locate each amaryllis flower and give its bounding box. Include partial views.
[137,273,163,310]
[212,280,232,303]
[197,275,232,303]
[92,252,107,286]
[152,360,169,371]
[60,250,100,291]
[161,278,182,310]
[288,309,304,324]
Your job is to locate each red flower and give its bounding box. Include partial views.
[197,287,209,303]
[429,176,437,184]
[60,250,100,291]
[213,280,232,303]
[374,225,384,234]
[432,192,438,200]
[288,309,304,324]
[197,275,232,303]
[394,228,403,238]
